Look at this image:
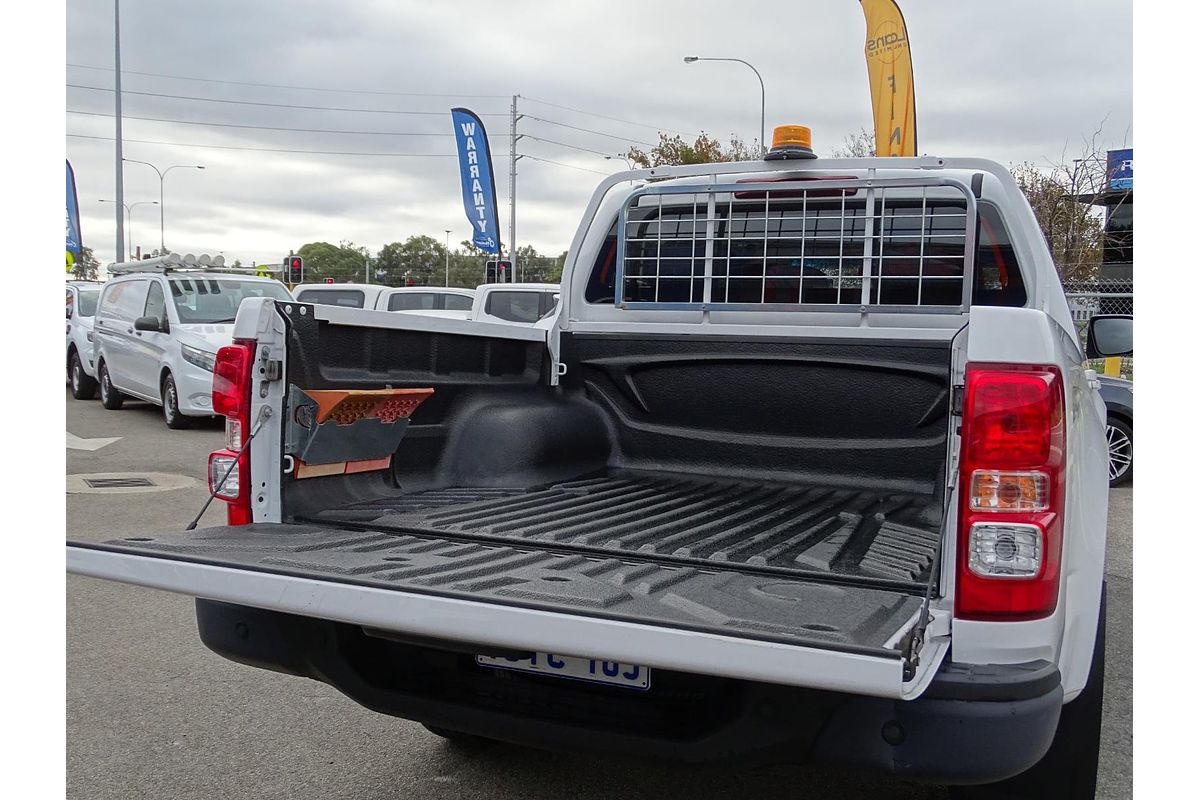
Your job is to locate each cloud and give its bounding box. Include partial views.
[67,0,1131,267]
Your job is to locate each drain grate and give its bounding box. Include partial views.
[84,476,155,489]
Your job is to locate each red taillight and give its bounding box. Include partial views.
[956,364,1065,621]
[209,341,256,525]
[212,343,251,418]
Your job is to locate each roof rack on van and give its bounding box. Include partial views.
[107,253,259,276]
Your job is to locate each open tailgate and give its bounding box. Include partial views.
[67,523,949,700]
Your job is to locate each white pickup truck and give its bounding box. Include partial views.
[67,153,1131,798]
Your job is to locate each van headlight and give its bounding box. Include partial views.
[181,344,217,372]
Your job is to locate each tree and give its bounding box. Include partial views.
[294,241,370,282]
[831,127,876,158]
[1009,122,1121,282]
[626,132,759,168]
[71,246,100,281]
[515,244,563,283]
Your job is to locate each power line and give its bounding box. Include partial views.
[67,83,508,116]
[523,114,653,147]
[522,96,694,137]
[67,133,457,157]
[519,154,608,175]
[67,109,511,138]
[522,135,616,158]
[67,63,507,99]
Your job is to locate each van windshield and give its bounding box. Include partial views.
[76,288,100,316]
[169,278,292,323]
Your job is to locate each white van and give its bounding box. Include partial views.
[93,260,292,428]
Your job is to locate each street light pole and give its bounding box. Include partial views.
[99,199,157,259]
[683,56,766,156]
[122,159,205,253]
[444,230,452,287]
[114,0,125,262]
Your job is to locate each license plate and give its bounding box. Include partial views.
[476,652,651,690]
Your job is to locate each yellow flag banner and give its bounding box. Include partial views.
[859,0,917,157]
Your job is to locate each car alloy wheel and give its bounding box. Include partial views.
[1106,422,1132,484]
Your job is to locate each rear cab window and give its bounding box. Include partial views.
[443,294,474,311]
[388,293,437,311]
[584,196,1026,309]
[296,289,366,308]
[485,291,544,323]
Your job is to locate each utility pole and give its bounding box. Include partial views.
[508,95,523,283]
[444,229,451,287]
[364,251,371,283]
[113,0,125,261]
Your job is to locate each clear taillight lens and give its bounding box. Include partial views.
[967,522,1043,578]
[208,451,240,500]
[225,418,242,451]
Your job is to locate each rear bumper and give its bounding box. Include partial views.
[196,600,1061,785]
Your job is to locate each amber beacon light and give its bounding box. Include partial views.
[764,125,817,161]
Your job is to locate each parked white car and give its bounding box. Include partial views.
[292,283,476,314]
[66,280,104,399]
[93,262,292,428]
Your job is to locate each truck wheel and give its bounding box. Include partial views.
[70,351,97,400]
[161,373,192,430]
[950,584,1106,800]
[421,724,493,750]
[1107,417,1132,487]
[98,362,124,410]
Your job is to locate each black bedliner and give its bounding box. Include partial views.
[310,470,944,589]
[94,514,924,656]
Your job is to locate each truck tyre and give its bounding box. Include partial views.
[161,373,192,430]
[70,350,97,400]
[950,584,1106,800]
[421,724,494,750]
[1107,416,1132,487]
[98,362,124,410]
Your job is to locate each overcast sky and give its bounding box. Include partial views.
[65,0,1131,268]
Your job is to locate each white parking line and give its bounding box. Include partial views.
[66,432,122,451]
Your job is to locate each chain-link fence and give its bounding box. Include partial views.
[1063,278,1133,379]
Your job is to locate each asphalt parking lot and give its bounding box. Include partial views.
[66,390,1132,799]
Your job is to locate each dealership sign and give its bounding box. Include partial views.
[1107,148,1132,191]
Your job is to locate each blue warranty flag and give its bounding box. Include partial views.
[451,108,501,254]
[66,159,83,268]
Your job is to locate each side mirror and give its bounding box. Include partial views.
[66,306,73,320]
[134,315,165,333]
[1085,314,1132,358]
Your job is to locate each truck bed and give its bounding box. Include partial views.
[308,470,944,589]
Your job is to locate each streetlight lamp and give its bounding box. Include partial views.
[444,230,452,287]
[683,56,766,156]
[99,199,157,259]
[122,159,205,253]
[605,155,634,170]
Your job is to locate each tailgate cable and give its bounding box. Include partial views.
[185,406,272,531]
[903,485,954,681]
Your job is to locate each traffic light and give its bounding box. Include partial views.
[287,255,303,284]
[485,259,512,283]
